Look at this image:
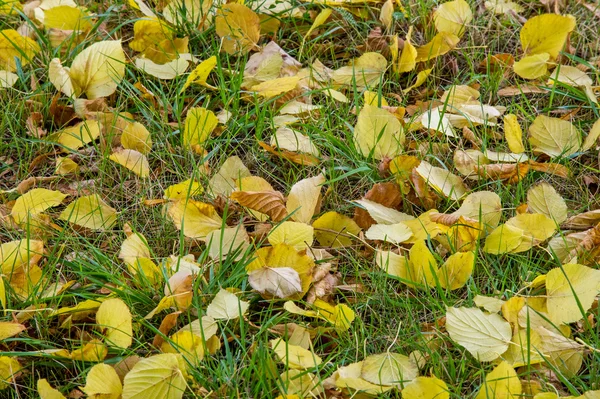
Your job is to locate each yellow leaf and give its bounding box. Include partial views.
[528,115,581,157]
[0,70,18,88]
[360,352,418,386]
[215,3,260,54]
[129,18,173,52]
[206,226,250,260]
[484,0,523,14]
[376,250,409,279]
[403,376,450,399]
[313,211,361,248]
[166,199,222,239]
[403,67,433,93]
[69,340,107,362]
[161,330,205,365]
[380,0,394,30]
[81,363,122,399]
[546,263,600,325]
[208,156,251,197]
[354,104,404,159]
[55,157,79,175]
[503,114,524,153]
[582,118,600,151]
[520,14,576,59]
[527,182,567,223]
[11,188,67,225]
[279,369,324,397]
[250,76,300,98]
[446,306,511,361]
[164,179,203,200]
[415,160,467,201]
[270,127,320,156]
[135,55,191,79]
[513,53,550,80]
[483,224,525,254]
[271,338,322,369]
[0,242,43,279]
[408,240,438,287]
[163,0,213,29]
[506,213,557,242]
[268,221,314,250]
[474,361,522,399]
[38,379,66,399]
[43,5,93,31]
[109,149,150,177]
[286,174,325,223]
[121,122,152,154]
[354,199,414,224]
[421,107,456,137]
[433,0,472,37]
[0,322,26,340]
[304,8,332,39]
[437,251,475,290]
[206,289,249,320]
[180,56,217,92]
[60,194,117,231]
[451,191,502,230]
[246,244,314,299]
[331,52,387,88]
[122,354,188,399]
[365,223,412,244]
[397,26,418,73]
[0,29,40,72]
[66,40,125,99]
[0,357,21,390]
[415,32,460,62]
[96,298,133,349]
[502,329,544,367]
[119,232,151,263]
[0,276,5,309]
[474,295,505,313]
[183,107,218,150]
[49,120,102,151]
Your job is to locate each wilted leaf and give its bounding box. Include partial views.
[446,306,511,361]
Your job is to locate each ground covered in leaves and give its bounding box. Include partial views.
[1,0,600,397]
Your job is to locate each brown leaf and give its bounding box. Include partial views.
[25,112,46,138]
[563,210,600,230]
[258,141,321,166]
[152,311,181,348]
[477,53,514,72]
[49,94,78,127]
[475,163,529,183]
[461,126,482,148]
[527,161,570,178]
[231,190,288,222]
[409,169,438,209]
[353,182,403,229]
[497,85,545,96]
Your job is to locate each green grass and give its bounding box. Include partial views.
[1,0,600,397]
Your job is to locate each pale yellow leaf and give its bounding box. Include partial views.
[206,226,250,260]
[135,56,190,79]
[206,289,249,320]
[474,361,522,399]
[365,223,412,244]
[38,379,66,399]
[11,188,67,225]
[0,70,18,88]
[528,115,581,158]
[271,338,322,369]
[286,174,325,223]
[513,53,550,80]
[446,306,511,361]
[527,182,568,223]
[360,352,418,386]
[415,160,467,200]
